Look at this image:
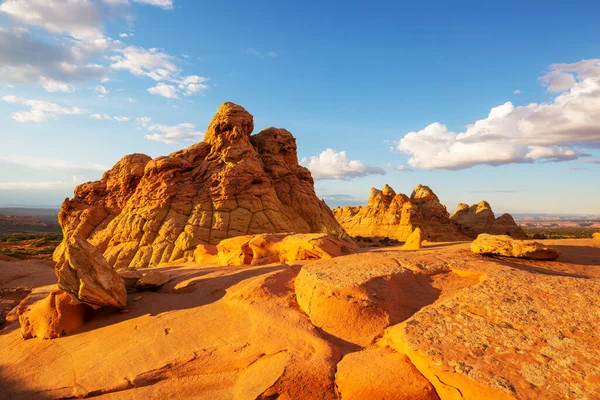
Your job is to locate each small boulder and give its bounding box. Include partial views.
[193,244,218,264]
[403,228,423,250]
[136,271,171,291]
[19,289,91,340]
[470,234,560,260]
[55,236,127,309]
[117,268,143,293]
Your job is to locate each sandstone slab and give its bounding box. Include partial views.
[382,269,600,400]
[335,347,439,400]
[55,236,127,309]
[136,271,171,291]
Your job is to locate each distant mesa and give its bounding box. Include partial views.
[54,102,348,268]
[333,184,526,242]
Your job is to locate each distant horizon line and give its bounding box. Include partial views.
[0,205,599,218]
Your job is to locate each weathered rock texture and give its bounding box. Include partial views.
[18,289,90,340]
[471,234,561,260]
[383,269,600,400]
[55,236,127,309]
[332,184,468,242]
[403,227,423,250]
[55,103,346,268]
[194,233,354,266]
[2,238,600,398]
[450,201,527,239]
[335,347,440,400]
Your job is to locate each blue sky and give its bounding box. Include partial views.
[1,0,599,214]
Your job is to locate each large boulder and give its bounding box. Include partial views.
[55,236,127,309]
[336,184,468,242]
[54,103,347,268]
[470,234,560,260]
[19,289,90,340]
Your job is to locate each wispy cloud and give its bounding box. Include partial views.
[144,122,204,143]
[2,95,84,122]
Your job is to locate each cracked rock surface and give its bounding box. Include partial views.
[1,238,599,399]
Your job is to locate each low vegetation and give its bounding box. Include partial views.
[524,228,597,239]
[0,233,62,260]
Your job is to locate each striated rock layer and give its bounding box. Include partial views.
[55,103,346,268]
[451,201,527,239]
[332,184,468,242]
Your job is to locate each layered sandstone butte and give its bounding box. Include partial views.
[332,184,468,242]
[55,102,346,268]
[451,201,527,239]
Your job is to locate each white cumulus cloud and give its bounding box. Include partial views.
[395,59,600,170]
[301,149,385,180]
[147,83,179,98]
[145,123,203,143]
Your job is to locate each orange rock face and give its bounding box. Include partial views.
[335,347,440,400]
[334,184,468,242]
[403,227,424,250]
[18,289,90,340]
[55,236,127,309]
[451,201,527,239]
[195,233,355,266]
[55,103,346,268]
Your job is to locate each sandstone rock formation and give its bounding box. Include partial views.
[117,268,143,292]
[403,227,423,250]
[55,236,127,309]
[488,213,528,239]
[335,347,439,400]
[2,238,600,398]
[593,232,600,240]
[333,184,468,242]
[55,103,346,268]
[471,234,560,260]
[136,271,171,291]
[382,269,600,400]
[451,201,527,239]
[18,289,90,340]
[194,233,354,266]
